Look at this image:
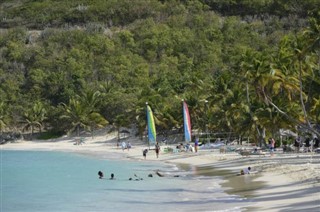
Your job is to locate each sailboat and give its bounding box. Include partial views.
[146,102,156,147]
[182,100,192,143]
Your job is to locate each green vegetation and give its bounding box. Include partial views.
[0,0,319,144]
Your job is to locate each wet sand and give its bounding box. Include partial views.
[173,153,320,211]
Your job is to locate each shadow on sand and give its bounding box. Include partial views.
[177,163,320,211]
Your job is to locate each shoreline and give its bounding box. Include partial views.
[1,134,320,211]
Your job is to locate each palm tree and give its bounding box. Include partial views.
[61,97,108,137]
[60,98,88,136]
[269,31,320,137]
[22,101,47,139]
[80,88,108,137]
[81,89,102,113]
[87,111,109,138]
[113,114,130,143]
[240,50,288,146]
[311,98,320,123]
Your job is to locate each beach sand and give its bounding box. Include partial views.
[1,133,320,211]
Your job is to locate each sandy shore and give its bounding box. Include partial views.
[1,133,320,211]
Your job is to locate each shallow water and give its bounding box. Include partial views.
[189,165,266,198]
[1,150,252,212]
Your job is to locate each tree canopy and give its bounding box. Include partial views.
[0,0,319,143]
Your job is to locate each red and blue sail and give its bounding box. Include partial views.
[183,101,192,142]
[146,104,156,145]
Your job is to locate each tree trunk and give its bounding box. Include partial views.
[246,83,264,147]
[299,60,313,130]
[77,125,80,137]
[117,127,120,144]
[265,96,320,138]
[31,125,34,140]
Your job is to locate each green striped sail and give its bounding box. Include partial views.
[146,105,156,144]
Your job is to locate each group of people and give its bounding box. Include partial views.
[121,137,201,160]
[98,170,176,180]
[142,142,161,159]
[271,136,320,153]
[120,141,132,151]
[98,171,115,180]
[294,136,319,153]
[176,142,195,152]
[129,174,144,181]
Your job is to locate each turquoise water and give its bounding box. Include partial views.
[1,150,250,212]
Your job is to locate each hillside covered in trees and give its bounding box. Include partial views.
[0,0,319,145]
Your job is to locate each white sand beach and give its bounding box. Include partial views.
[1,133,320,212]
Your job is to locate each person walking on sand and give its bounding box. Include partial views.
[155,142,160,158]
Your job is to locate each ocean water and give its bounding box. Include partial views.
[1,150,251,212]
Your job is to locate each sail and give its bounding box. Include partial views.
[183,101,192,142]
[146,104,156,145]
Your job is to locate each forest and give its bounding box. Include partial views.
[0,0,319,145]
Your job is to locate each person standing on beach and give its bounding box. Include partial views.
[305,137,311,152]
[314,137,319,148]
[270,138,275,156]
[121,141,126,151]
[294,137,301,153]
[127,142,131,151]
[194,138,199,153]
[155,142,160,158]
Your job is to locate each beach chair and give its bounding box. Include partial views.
[163,147,173,153]
[173,148,180,153]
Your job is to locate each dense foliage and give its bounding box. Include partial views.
[0,0,319,144]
